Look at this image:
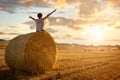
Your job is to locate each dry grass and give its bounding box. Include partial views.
[0,41,120,80]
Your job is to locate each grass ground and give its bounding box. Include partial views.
[0,41,120,80]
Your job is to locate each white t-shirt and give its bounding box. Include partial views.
[35,18,45,31]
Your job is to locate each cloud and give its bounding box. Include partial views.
[0,32,21,35]
[65,34,72,37]
[48,17,92,26]
[115,26,120,29]
[23,17,75,29]
[72,37,85,40]
[22,21,58,33]
[48,17,109,26]
[0,25,24,35]
[1,0,120,22]
[48,17,73,26]
[23,16,111,31]
[23,21,35,29]
[9,26,18,28]
[105,39,120,42]
[0,32,4,35]
[55,0,66,9]
[107,19,120,28]
[108,0,120,7]
[45,28,58,33]
[0,0,105,15]
[54,0,106,18]
[0,0,52,13]
[74,0,105,18]
[67,25,83,31]
[23,21,33,25]
[62,33,84,40]
[65,0,80,4]
[24,17,88,29]
[9,33,21,35]
[0,0,17,13]
[68,0,119,21]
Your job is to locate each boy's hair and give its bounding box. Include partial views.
[37,13,42,18]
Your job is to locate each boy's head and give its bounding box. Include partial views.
[37,13,42,19]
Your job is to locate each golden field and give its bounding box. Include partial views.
[0,41,120,80]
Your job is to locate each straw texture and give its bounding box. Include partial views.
[5,31,56,73]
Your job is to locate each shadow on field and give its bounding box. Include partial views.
[0,70,18,80]
[0,69,33,80]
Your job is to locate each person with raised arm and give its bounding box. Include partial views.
[29,9,56,32]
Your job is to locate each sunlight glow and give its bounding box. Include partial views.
[82,26,105,45]
[91,32,103,42]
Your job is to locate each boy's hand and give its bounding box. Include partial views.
[29,16,35,21]
[55,9,57,11]
[53,9,57,12]
[29,16,32,18]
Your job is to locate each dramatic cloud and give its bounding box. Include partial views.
[0,0,17,13]
[73,0,106,19]
[0,0,52,13]
[1,0,120,22]
[0,0,105,15]
[23,17,86,31]
[23,16,113,32]
[66,0,120,21]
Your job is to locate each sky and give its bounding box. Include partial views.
[0,0,120,45]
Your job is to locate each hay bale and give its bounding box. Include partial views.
[5,31,56,74]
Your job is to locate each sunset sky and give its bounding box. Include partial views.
[0,0,120,45]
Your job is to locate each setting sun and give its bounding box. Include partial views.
[82,26,105,45]
[91,32,103,42]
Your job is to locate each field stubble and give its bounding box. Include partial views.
[0,42,120,80]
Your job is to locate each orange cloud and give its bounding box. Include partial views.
[19,0,33,4]
[56,0,66,9]
[107,0,120,7]
[56,18,61,23]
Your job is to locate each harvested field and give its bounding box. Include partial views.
[0,41,120,80]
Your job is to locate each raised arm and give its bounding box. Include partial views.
[29,16,36,21]
[44,9,56,19]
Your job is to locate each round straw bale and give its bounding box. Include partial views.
[5,31,56,74]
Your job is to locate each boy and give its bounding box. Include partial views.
[29,9,56,32]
